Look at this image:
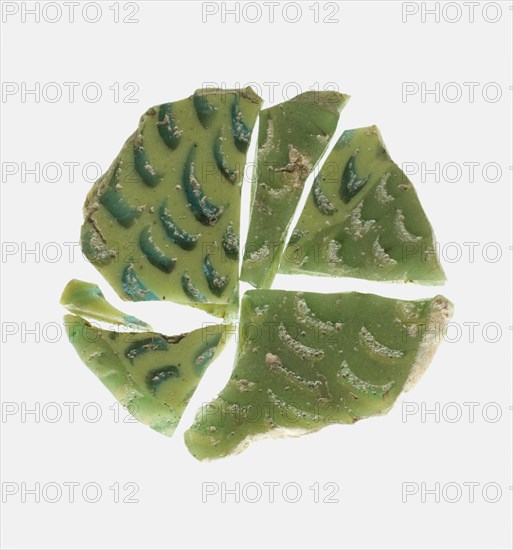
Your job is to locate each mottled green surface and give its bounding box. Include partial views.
[185,290,452,460]
[280,126,445,283]
[61,279,150,329]
[81,88,262,318]
[241,91,349,288]
[65,314,231,436]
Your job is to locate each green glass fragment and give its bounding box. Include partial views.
[60,279,151,330]
[99,163,142,228]
[185,290,453,460]
[222,223,239,260]
[121,264,160,302]
[193,93,217,128]
[280,126,446,284]
[133,131,162,187]
[181,145,225,226]
[139,226,177,274]
[64,314,231,436]
[157,103,182,149]
[81,87,262,318]
[240,91,350,289]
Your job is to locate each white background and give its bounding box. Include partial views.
[1,1,512,549]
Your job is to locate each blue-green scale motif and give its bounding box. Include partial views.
[81,88,262,318]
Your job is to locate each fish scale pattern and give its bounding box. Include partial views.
[185,290,453,460]
[63,88,451,460]
[240,91,350,289]
[280,126,446,283]
[81,87,262,318]
[65,314,230,436]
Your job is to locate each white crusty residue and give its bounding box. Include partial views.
[265,353,323,392]
[265,352,282,368]
[396,301,422,338]
[232,379,256,393]
[402,321,419,338]
[359,326,404,359]
[398,300,421,320]
[255,305,270,316]
[266,390,321,422]
[404,296,453,391]
[262,184,291,199]
[275,145,311,190]
[395,209,422,242]
[372,237,397,268]
[259,118,275,156]
[294,293,343,334]
[246,244,270,263]
[195,346,217,366]
[326,239,343,264]
[345,201,376,240]
[277,323,324,361]
[338,361,394,397]
[375,173,394,204]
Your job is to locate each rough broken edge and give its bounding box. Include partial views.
[186,293,454,460]
[403,294,454,391]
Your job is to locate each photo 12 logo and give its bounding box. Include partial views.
[1,161,104,184]
[402,81,503,103]
[402,401,505,424]
[401,2,504,23]
[1,82,140,104]
[1,481,140,503]
[1,401,139,425]
[201,2,341,24]
[1,2,140,24]
[401,161,506,184]
[202,481,340,503]
[402,481,506,503]
[201,81,341,104]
